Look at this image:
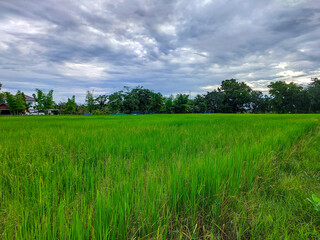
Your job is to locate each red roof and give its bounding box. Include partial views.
[0,102,9,110]
[25,95,35,101]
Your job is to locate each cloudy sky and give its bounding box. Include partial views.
[0,0,319,102]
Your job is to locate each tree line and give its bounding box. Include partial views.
[1,78,320,115]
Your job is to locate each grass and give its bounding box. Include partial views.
[229,125,320,239]
[0,114,319,239]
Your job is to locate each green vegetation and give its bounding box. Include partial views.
[2,91,26,115]
[32,89,55,111]
[229,125,320,239]
[1,78,320,115]
[0,114,319,239]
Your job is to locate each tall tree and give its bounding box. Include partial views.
[15,91,26,113]
[33,89,55,111]
[4,92,17,114]
[33,89,45,110]
[43,90,54,110]
[250,91,270,113]
[308,77,320,112]
[150,92,164,113]
[268,81,308,113]
[121,87,138,113]
[95,95,108,109]
[0,82,4,102]
[63,95,77,113]
[85,91,95,113]
[164,95,174,113]
[108,91,124,113]
[123,86,150,113]
[219,79,253,113]
[204,90,225,113]
[173,94,189,113]
[190,94,207,113]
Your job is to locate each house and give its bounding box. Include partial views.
[0,102,10,115]
[25,95,36,109]
[1,95,36,115]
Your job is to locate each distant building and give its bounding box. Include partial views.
[25,95,36,109]
[1,95,36,115]
[0,102,10,115]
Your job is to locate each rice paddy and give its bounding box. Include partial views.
[0,114,319,239]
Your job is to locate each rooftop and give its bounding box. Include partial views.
[25,95,35,102]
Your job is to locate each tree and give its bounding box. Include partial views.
[307,77,320,112]
[108,91,124,113]
[63,95,77,113]
[3,91,26,115]
[134,87,153,113]
[268,81,308,113]
[123,86,148,113]
[151,92,164,113]
[56,102,66,113]
[15,91,26,113]
[43,90,54,110]
[120,86,163,113]
[32,89,55,112]
[164,95,174,113]
[33,89,45,110]
[4,92,17,114]
[95,95,108,109]
[173,94,189,113]
[219,79,253,113]
[250,91,270,113]
[85,91,95,113]
[190,94,207,113]
[0,82,4,103]
[204,90,226,113]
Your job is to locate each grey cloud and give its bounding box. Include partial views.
[0,0,320,102]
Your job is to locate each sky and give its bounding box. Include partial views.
[0,0,320,102]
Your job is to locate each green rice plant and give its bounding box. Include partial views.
[0,114,319,239]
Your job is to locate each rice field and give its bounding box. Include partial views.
[0,114,319,239]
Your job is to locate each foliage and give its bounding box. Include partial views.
[250,90,270,113]
[4,92,17,113]
[107,91,123,113]
[32,89,55,111]
[205,90,226,113]
[3,91,26,114]
[85,91,95,113]
[308,78,320,112]
[2,77,320,115]
[219,78,253,113]
[63,95,77,113]
[164,95,174,113]
[95,94,108,108]
[0,82,4,103]
[108,86,164,114]
[173,93,189,113]
[189,94,207,113]
[15,91,26,113]
[150,92,163,112]
[268,81,308,113]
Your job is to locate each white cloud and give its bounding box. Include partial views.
[200,85,220,91]
[158,23,177,36]
[276,70,305,78]
[273,62,288,69]
[59,62,108,79]
[0,18,55,35]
